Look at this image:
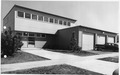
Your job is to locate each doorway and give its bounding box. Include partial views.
[28,37,35,48]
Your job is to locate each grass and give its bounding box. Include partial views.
[1,50,50,64]
[45,49,98,56]
[98,56,119,63]
[3,64,104,75]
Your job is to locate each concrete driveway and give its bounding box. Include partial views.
[1,48,119,75]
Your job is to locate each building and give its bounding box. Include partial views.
[3,5,118,51]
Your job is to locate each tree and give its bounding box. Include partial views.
[69,31,81,52]
[1,27,23,58]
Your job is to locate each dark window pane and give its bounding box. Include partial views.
[50,18,53,23]
[44,17,48,22]
[37,33,40,37]
[64,21,67,25]
[38,16,43,21]
[18,11,24,17]
[68,22,71,26]
[23,32,28,36]
[41,34,46,38]
[17,32,22,36]
[59,20,62,25]
[29,33,34,36]
[25,13,31,19]
[32,14,37,20]
[55,19,58,24]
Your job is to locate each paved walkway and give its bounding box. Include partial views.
[1,48,119,75]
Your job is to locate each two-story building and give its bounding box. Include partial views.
[3,5,118,51]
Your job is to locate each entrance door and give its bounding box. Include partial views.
[28,37,35,48]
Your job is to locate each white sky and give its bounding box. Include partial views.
[1,0,119,33]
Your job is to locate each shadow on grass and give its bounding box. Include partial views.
[1,50,50,64]
[3,64,104,75]
[98,56,119,63]
[45,49,98,56]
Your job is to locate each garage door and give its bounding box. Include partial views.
[108,36,114,43]
[35,41,46,48]
[82,33,94,50]
[97,35,105,44]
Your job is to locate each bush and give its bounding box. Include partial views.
[69,31,81,52]
[1,27,23,58]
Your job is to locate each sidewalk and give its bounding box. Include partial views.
[1,48,119,75]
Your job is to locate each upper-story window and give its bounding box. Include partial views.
[37,33,41,37]
[38,16,43,21]
[41,34,46,38]
[68,22,71,26]
[64,21,67,25]
[23,32,28,36]
[32,14,37,20]
[59,20,62,25]
[25,13,31,19]
[18,11,24,17]
[44,17,48,22]
[55,19,58,24]
[29,33,34,36]
[50,18,54,23]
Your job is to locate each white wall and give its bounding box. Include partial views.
[14,11,69,34]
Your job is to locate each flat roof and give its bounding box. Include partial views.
[79,25,118,34]
[3,5,77,22]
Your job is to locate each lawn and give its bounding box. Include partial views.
[3,64,104,75]
[98,56,119,63]
[45,49,98,56]
[1,50,50,64]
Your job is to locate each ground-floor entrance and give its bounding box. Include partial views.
[28,37,35,48]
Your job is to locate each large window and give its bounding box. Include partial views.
[68,22,71,26]
[41,34,46,38]
[23,32,28,36]
[38,16,43,21]
[59,20,62,25]
[64,21,67,25]
[55,19,58,24]
[18,11,24,17]
[37,33,41,37]
[49,18,54,23]
[44,17,48,22]
[29,33,34,36]
[32,14,37,20]
[25,13,31,19]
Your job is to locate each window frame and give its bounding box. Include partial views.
[17,11,24,18]
[25,13,31,19]
[32,14,37,20]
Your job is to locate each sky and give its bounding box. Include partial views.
[1,0,119,33]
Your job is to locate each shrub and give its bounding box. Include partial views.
[1,27,23,58]
[69,31,81,52]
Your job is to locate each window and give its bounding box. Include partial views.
[55,19,58,24]
[64,21,67,25]
[25,13,31,19]
[41,34,46,38]
[29,33,34,36]
[18,11,24,17]
[32,14,37,20]
[23,32,28,36]
[68,22,71,26]
[17,32,22,36]
[44,17,48,22]
[38,16,43,21]
[37,33,41,37]
[59,20,62,25]
[49,18,54,23]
